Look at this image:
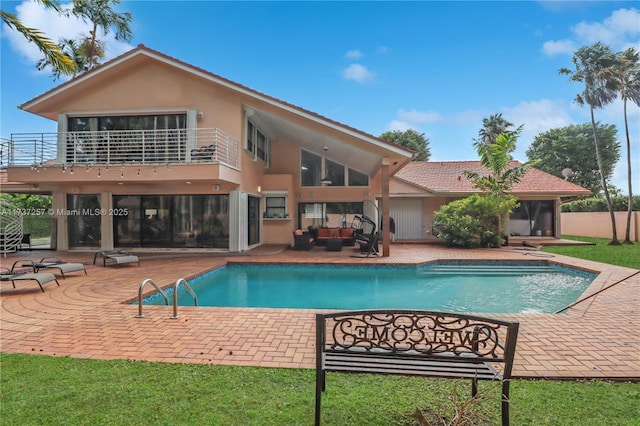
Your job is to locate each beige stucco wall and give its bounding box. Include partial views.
[561,211,639,242]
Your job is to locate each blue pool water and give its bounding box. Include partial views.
[143,262,596,314]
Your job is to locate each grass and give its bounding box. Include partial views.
[541,236,640,269]
[2,236,639,425]
[2,353,639,426]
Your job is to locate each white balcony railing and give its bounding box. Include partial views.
[6,128,239,169]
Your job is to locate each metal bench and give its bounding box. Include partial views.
[315,310,519,426]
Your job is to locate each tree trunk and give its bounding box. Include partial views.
[590,107,620,245]
[623,101,634,244]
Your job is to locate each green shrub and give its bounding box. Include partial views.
[562,196,640,212]
[430,194,506,248]
[23,215,53,239]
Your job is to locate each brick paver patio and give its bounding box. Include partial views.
[1,244,638,380]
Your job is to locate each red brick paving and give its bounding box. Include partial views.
[1,244,638,380]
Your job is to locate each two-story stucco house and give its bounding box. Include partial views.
[4,45,413,255]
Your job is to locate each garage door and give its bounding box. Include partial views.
[390,199,423,240]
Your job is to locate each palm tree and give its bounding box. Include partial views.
[474,113,514,150]
[1,0,76,75]
[559,42,620,245]
[71,0,132,70]
[611,48,640,245]
[36,36,103,80]
[464,129,539,247]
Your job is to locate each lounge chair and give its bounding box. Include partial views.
[1,264,59,292]
[34,257,87,279]
[93,250,140,267]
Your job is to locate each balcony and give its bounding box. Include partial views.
[4,128,239,170]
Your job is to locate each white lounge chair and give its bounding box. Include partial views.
[34,257,87,279]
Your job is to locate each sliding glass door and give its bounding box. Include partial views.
[113,194,229,248]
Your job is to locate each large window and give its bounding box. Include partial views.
[509,200,555,237]
[298,202,363,229]
[301,150,322,186]
[300,149,369,187]
[245,119,270,165]
[113,194,229,248]
[66,114,187,163]
[326,159,345,186]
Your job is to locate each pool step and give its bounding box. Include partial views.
[421,265,554,275]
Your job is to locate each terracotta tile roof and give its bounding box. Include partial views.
[394,161,591,196]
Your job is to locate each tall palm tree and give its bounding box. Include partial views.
[71,0,132,70]
[474,113,514,150]
[464,129,539,247]
[559,42,620,245]
[1,0,75,75]
[612,47,640,245]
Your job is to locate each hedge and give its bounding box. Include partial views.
[562,196,640,212]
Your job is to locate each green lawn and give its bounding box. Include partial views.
[1,354,639,426]
[542,236,640,269]
[2,237,639,425]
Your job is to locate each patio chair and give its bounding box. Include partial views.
[293,230,315,251]
[1,263,59,292]
[93,250,140,267]
[34,257,87,279]
[355,232,379,257]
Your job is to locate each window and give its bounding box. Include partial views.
[326,159,345,186]
[301,150,322,186]
[509,200,554,237]
[298,202,363,229]
[113,194,229,248]
[301,149,369,187]
[66,114,187,163]
[67,194,101,248]
[348,168,368,186]
[246,121,255,153]
[263,191,288,219]
[245,119,270,165]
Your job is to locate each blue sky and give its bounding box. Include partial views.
[2,1,639,193]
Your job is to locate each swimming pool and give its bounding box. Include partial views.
[142,262,597,314]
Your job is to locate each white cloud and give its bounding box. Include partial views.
[542,39,576,56]
[4,0,133,68]
[502,99,574,146]
[543,7,640,56]
[386,120,416,132]
[345,49,363,59]
[342,63,374,84]
[397,109,443,125]
[572,8,640,47]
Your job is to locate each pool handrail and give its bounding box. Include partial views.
[171,278,198,319]
[136,278,169,318]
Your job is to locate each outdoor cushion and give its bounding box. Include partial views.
[317,228,331,238]
[340,228,354,239]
